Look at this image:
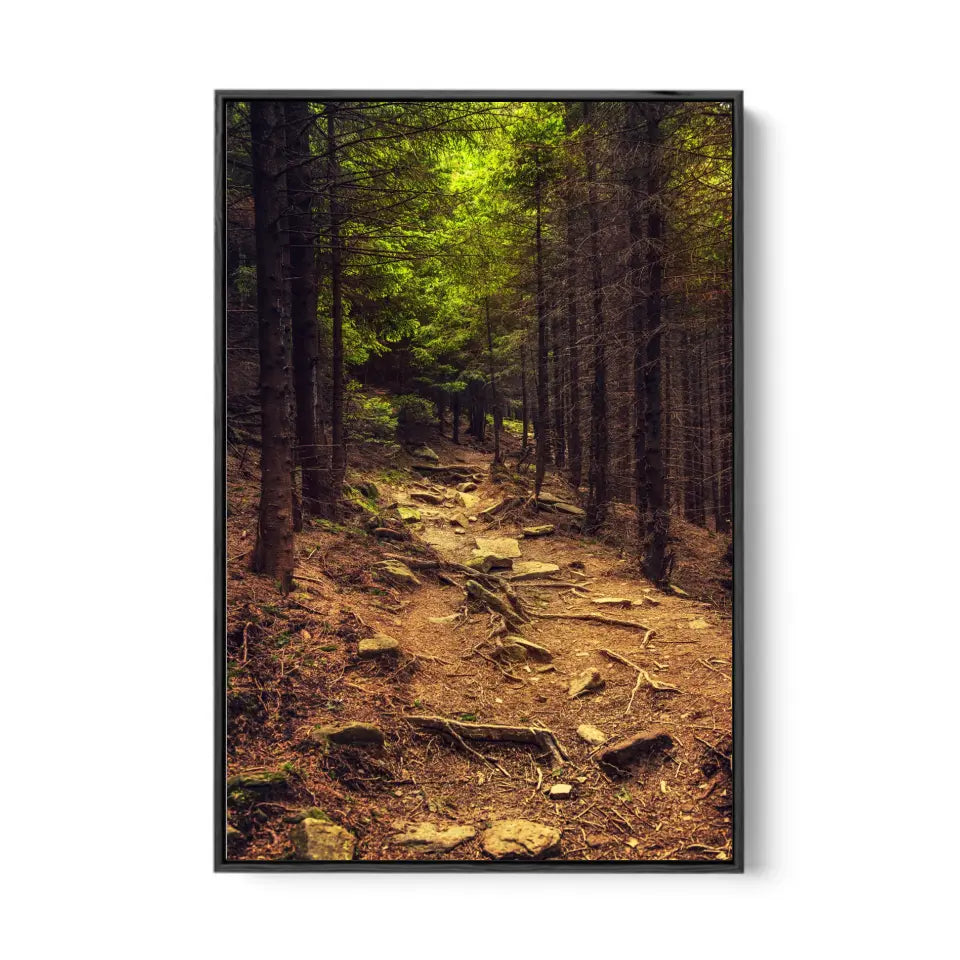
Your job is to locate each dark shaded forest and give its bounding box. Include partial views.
[226,99,733,584]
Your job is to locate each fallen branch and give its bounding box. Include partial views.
[405,715,568,764]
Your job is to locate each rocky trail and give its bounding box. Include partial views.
[225,436,733,862]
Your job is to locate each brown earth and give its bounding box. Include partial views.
[225,433,733,863]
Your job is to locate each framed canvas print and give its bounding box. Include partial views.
[216,90,742,871]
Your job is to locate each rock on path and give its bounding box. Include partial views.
[291,819,357,861]
[388,823,476,855]
[481,820,561,860]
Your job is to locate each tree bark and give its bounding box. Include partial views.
[563,126,582,489]
[534,152,550,496]
[641,104,669,583]
[326,103,346,510]
[583,101,608,532]
[485,297,502,463]
[284,101,333,520]
[250,100,295,592]
[625,100,647,544]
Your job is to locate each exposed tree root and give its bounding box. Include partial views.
[600,646,681,714]
[464,579,530,630]
[535,612,655,632]
[405,714,568,764]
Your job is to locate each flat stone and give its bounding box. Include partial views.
[591,596,640,608]
[577,723,608,746]
[388,822,476,855]
[313,721,384,746]
[410,490,444,504]
[498,641,528,662]
[456,491,480,510]
[599,730,674,769]
[554,502,586,517]
[226,769,289,792]
[502,635,552,660]
[358,633,400,657]
[505,561,561,581]
[373,559,421,587]
[291,819,356,861]
[471,536,521,570]
[522,524,555,537]
[411,445,440,463]
[568,668,604,699]
[481,820,561,860]
[448,513,469,528]
[397,505,422,523]
[548,784,573,799]
[456,481,478,492]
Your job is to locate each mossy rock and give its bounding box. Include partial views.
[282,807,332,824]
[226,769,290,791]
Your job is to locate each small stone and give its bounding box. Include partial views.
[411,445,440,463]
[313,722,385,746]
[282,807,331,824]
[456,481,478,492]
[410,490,444,504]
[226,825,243,839]
[372,527,406,541]
[388,822,476,854]
[397,505,422,523]
[480,820,561,860]
[498,641,528,662]
[548,784,573,799]
[568,668,604,699]
[505,561,561,581]
[226,769,289,792]
[471,536,521,570]
[576,723,608,746]
[591,596,638,608]
[522,524,555,537]
[456,491,480,510]
[554,502,586,517]
[291,819,356,861]
[373,559,421,587]
[599,730,674,769]
[502,635,553,661]
[358,633,400,657]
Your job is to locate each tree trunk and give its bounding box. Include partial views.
[285,101,333,520]
[452,393,461,444]
[250,100,295,592]
[641,104,669,583]
[486,297,502,463]
[534,153,551,496]
[326,104,346,509]
[550,277,566,470]
[520,340,529,453]
[625,100,647,546]
[583,101,608,532]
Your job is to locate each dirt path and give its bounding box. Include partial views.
[226,439,733,862]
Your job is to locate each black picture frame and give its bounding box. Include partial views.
[215,90,743,872]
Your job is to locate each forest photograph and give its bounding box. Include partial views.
[220,94,738,866]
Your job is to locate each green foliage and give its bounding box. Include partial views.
[393,393,436,442]
[344,382,397,442]
[233,264,256,302]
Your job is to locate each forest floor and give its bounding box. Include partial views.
[225,430,733,863]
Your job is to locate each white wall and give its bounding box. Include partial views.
[2,2,956,956]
